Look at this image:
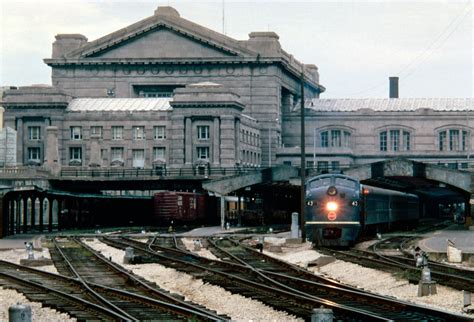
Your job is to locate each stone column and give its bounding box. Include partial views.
[185,117,192,165]
[44,126,60,175]
[213,117,220,166]
[170,115,185,167]
[22,197,27,233]
[89,134,101,167]
[57,200,62,231]
[235,118,241,164]
[16,118,24,165]
[30,197,36,231]
[38,199,44,232]
[220,115,236,167]
[9,200,14,235]
[16,198,21,234]
[237,194,242,227]
[220,196,225,230]
[48,199,53,232]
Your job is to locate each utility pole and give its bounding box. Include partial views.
[300,67,306,242]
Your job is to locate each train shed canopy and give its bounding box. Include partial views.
[345,158,471,200]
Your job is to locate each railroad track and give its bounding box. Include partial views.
[320,236,474,292]
[48,236,226,321]
[101,235,471,321]
[0,260,129,320]
[374,237,474,292]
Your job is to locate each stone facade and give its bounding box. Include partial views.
[0,127,17,167]
[3,5,472,173]
[280,98,474,171]
[40,5,323,167]
[3,83,260,171]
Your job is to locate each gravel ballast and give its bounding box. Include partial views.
[0,249,75,321]
[263,239,473,318]
[84,238,300,321]
[1,235,472,320]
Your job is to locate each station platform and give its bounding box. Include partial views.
[417,225,474,261]
[0,234,44,250]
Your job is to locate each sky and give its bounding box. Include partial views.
[0,0,472,98]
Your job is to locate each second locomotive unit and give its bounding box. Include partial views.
[305,173,419,247]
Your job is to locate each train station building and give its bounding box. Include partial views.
[1,5,473,234]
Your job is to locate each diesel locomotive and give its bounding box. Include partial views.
[305,173,419,247]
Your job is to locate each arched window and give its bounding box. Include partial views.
[438,128,469,151]
[319,129,352,148]
[379,128,411,152]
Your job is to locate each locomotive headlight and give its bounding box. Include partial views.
[351,201,359,206]
[326,201,338,212]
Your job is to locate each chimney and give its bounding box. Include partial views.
[389,77,399,98]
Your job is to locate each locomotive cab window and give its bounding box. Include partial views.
[308,177,331,189]
[335,177,357,189]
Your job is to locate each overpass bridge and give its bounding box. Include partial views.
[0,158,473,237]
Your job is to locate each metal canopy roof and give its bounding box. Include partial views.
[67,98,172,112]
[362,176,467,201]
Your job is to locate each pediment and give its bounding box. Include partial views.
[64,13,258,61]
[87,27,237,59]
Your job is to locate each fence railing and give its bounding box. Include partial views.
[0,167,50,178]
[59,166,261,179]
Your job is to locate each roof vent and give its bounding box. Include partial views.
[154,6,180,17]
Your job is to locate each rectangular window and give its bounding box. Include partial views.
[27,147,40,161]
[439,131,446,151]
[197,126,210,140]
[69,147,82,160]
[132,149,145,168]
[112,126,124,140]
[403,131,410,151]
[197,147,209,159]
[306,160,314,168]
[283,161,292,166]
[153,126,166,139]
[380,131,387,151]
[70,126,82,140]
[331,130,341,147]
[450,130,459,151]
[28,126,41,140]
[153,147,166,160]
[317,161,329,172]
[390,130,399,151]
[91,126,103,139]
[133,126,145,140]
[331,161,340,170]
[111,147,124,161]
[320,131,329,147]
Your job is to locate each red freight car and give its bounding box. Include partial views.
[153,192,207,224]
